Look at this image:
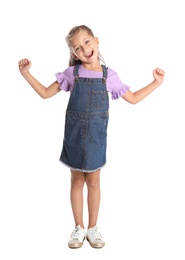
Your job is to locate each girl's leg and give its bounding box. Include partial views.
[70,169,86,228]
[85,169,101,229]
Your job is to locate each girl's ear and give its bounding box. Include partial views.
[94,36,99,47]
[71,53,79,60]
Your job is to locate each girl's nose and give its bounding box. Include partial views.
[82,47,88,54]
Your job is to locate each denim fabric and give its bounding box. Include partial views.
[60,64,109,172]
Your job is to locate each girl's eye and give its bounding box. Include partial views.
[85,40,90,44]
[75,47,80,52]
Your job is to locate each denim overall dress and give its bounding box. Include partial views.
[60,63,109,172]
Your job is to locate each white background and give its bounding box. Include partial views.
[0,0,185,259]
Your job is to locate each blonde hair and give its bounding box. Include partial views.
[66,25,105,66]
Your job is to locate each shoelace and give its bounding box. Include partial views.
[91,227,102,240]
[71,227,81,239]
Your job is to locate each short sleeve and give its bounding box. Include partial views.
[55,72,69,91]
[55,66,75,92]
[106,68,130,100]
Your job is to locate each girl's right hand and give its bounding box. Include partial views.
[18,58,31,74]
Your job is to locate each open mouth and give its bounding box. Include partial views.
[85,50,93,58]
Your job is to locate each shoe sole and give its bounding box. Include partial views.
[68,244,83,249]
[86,237,105,248]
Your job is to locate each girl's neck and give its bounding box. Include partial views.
[81,62,102,72]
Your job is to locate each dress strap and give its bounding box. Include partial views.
[101,65,108,83]
[74,63,80,81]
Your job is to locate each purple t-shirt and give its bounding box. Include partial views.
[55,64,130,100]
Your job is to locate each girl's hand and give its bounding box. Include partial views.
[153,68,165,85]
[18,58,31,74]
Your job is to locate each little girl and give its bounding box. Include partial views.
[18,25,165,249]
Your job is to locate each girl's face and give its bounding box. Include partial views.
[69,30,99,65]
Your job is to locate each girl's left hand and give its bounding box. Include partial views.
[153,68,165,85]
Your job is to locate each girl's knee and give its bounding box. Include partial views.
[86,170,100,189]
[71,170,85,188]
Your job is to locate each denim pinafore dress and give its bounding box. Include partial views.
[60,64,109,172]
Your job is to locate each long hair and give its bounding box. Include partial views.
[65,25,105,66]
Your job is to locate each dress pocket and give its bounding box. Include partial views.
[91,90,107,110]
[64,115,79,140]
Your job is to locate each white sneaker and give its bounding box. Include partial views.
[68,225,85,248]
[86,226,105,248]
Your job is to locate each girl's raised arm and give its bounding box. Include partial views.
[18,58,61,99]
[122,68,165,104]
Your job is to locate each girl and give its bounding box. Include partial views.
[18,25,165,249]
